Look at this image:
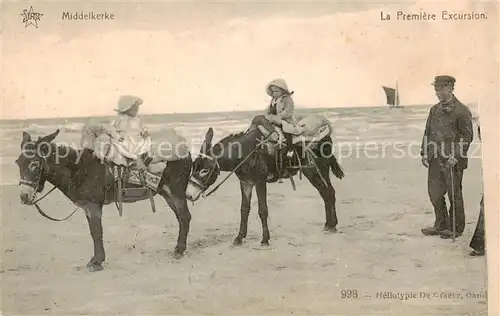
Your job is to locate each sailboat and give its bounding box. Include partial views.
[382,81,403,108]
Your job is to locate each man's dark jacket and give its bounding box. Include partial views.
[420,96,474,169]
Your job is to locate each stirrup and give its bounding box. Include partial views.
[139,171,157,213]
[132,157,147,171]
[144,156,153,166]
[139,152,153,166]
[275,149,284,183]
[113,165,123,181]
[113,165,124,217]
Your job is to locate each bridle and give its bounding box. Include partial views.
[188,152,221,197]
[18,151,50,200]
[18,148,79,222]
[189,132,275,198]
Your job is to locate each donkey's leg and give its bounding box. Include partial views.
[303,159,338,232]
[84,203,105,272]
[255,181,270,246]
[234,180,254,246]
[173,197,191,257]
[159,187,191,258]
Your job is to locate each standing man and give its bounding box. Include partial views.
[469,123,485,256]
[420,75,474,239]
[469,196,485,255]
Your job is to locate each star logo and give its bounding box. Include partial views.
[20,6,44,28]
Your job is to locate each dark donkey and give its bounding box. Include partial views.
[16,129,192,271]
[186,115,344,246]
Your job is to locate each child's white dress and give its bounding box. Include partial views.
[112,114,151,162]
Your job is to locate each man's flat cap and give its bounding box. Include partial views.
[431,75,456,87]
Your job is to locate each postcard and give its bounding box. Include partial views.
[1,1,498,315]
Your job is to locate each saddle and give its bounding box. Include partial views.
[84,125,189,167]
[257,114,332,147]
[99,142,163,216]
[99,164,160,216]
[82,124,189,216]
[254,114,332,185]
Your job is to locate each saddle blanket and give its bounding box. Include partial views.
[259,114,332,144]
[111,167,163,191]
[292,115,332,144]
[83,124,189,165]
[128,170,162,191]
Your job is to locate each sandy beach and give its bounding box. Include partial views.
[1,0,496,313]
[1,143,487,315]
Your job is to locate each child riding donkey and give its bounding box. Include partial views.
[264,79,305,181]
[111,95,153,170]
[81,95,153,170]
[80,95,158,215]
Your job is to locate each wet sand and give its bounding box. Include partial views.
[1,150,487,315]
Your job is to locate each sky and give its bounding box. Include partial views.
[1,0,498,119]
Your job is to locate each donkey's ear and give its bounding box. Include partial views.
[200,128,214,154]
[205,127,214,143]
[39,129,60,144]
[21,132,32,147]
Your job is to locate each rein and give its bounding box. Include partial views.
[202,131,276,198]
[34,199,80,222]
[21,154,80,222]
[30,184,80,222]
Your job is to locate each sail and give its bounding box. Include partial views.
[382,86,400,106]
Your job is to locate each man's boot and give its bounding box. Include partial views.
[469,249,485,256]
[421,226,439,236]
[438,216,460,239]
[439,229,462,239]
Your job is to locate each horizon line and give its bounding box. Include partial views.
[0,102,479,122]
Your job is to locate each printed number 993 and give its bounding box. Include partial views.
[341,289,359,299]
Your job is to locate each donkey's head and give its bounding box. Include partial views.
[185,128,221,201]
[16,129,60,205]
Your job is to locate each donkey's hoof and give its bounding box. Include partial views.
[174,253,184,260]
[252,243,273,250]
[260,241,270,247]
[233,238,243,246]
[323,226,337,233]
[171,250,185,260]
[88,263,104,272]
[86,259,103,268]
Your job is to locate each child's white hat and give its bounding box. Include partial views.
[266,78,292,96]
[115,95,143,113]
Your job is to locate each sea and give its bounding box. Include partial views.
[0,105,479,186]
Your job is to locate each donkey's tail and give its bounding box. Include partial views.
[330,155,345,179]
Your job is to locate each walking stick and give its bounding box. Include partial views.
[450,166,456,242]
